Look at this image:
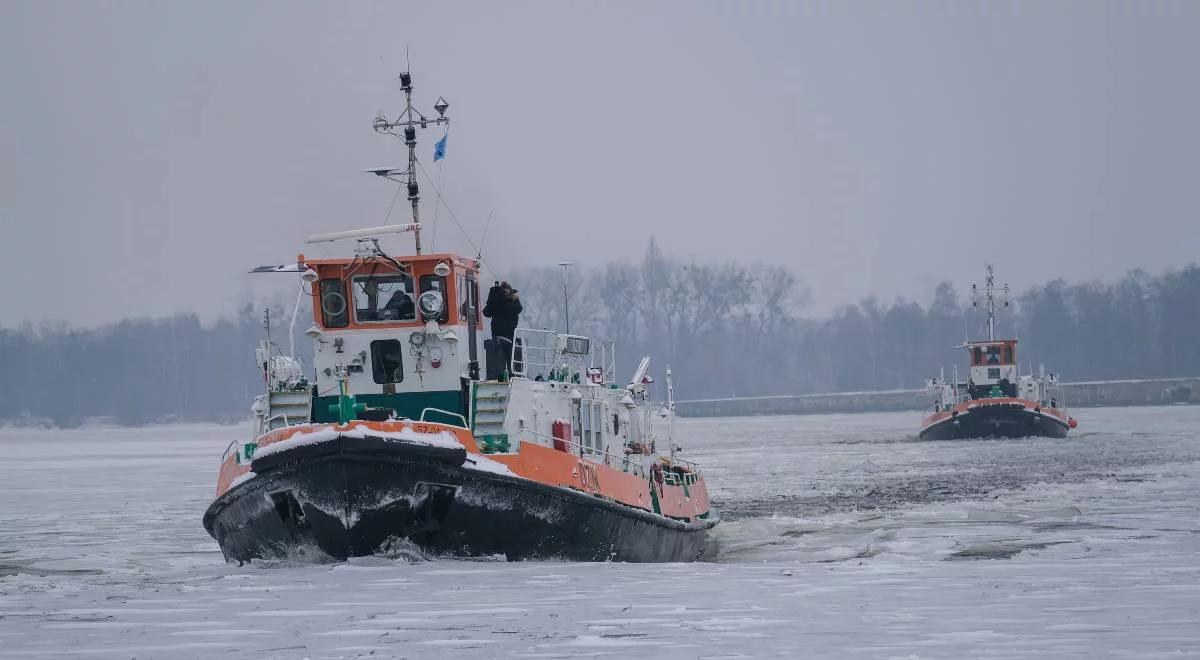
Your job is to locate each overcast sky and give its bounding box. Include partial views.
[2,1,1197,327]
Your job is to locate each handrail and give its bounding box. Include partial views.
[509,328,558,379]
[590,338,617,386]
[419,407,470,429]
[659,454,703,474]
[508,327,618,385]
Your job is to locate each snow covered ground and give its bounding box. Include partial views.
[2,407,1198,658]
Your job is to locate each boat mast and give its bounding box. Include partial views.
[372,71,450,255]
[972,264,1010,341]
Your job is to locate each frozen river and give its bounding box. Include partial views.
[2,407,1199,658]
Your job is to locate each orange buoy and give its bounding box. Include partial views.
[1069,418,1078,429]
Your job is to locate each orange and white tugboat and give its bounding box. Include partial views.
[202,71,717,563]
[919,266,1078,440]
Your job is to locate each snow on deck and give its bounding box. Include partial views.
[253,423,463,460]
[462,453,516,476]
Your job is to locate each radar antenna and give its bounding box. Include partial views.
[370,70,450,255]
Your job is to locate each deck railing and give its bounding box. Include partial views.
[511,426,704,483]
[515,427,654,479]
[509,328,557,380]
[509,328,617,385]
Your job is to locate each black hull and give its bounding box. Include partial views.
[920,405,1070,440]
[203,434,718,563]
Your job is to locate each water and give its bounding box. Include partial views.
[2,407,1199,658]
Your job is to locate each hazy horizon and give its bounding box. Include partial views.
[3,1,1198,328]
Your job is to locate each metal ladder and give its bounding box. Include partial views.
[472,381,511,452]
[267,390,312,429]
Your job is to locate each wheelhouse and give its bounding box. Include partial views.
[966,339,1018,398]
[307,253,482,333]
[302,252,485,424]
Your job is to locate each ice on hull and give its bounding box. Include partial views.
[203,434,717,563]
[920,404,1070,440]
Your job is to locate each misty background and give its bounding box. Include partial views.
[3,244,1198,425]
[2,2,1198,424]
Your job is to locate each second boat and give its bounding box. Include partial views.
[920,266,1078,440]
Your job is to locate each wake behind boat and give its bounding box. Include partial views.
[202,70,718,563]
[920,266,1078,440]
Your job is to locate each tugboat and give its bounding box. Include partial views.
[919,266,1078,440]
[202,71,718,563]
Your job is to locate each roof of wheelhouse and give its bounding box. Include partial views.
[302,252,479,269]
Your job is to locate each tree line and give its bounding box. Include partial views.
[2,240,1197,425]
[510,240,1200,398]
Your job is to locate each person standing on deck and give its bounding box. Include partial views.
[483,281,522,376]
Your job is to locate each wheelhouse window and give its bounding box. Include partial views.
[985,346,1002,364]
[457,273,480,323]
[319,279,349,328]
[419,274,449,323]
[972,346,983,366]
[371,339,404,384]
[457,274,466,317]
[353,274,415,323]
[1003,345,1014,364]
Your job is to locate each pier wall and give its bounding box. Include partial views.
[676,378,1200,418]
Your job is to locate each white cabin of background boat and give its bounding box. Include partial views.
[924,266,1070,423]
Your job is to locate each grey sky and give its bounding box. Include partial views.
[2,1,1197,327]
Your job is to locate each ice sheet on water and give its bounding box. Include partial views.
[1,408,1199,658]
[966,505,1083,524]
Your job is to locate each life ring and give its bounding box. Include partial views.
[321,290,347,317]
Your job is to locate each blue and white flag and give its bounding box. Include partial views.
[433,134,448,161]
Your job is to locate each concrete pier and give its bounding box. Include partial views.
[676,377,1199,418]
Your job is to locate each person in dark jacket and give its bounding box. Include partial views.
[483,281,522,375]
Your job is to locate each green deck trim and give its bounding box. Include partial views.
[311,390,463,424]
[477,434,510,454]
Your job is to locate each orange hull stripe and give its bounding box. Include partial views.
[215,455,250,496]
[922,397,1070,427]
